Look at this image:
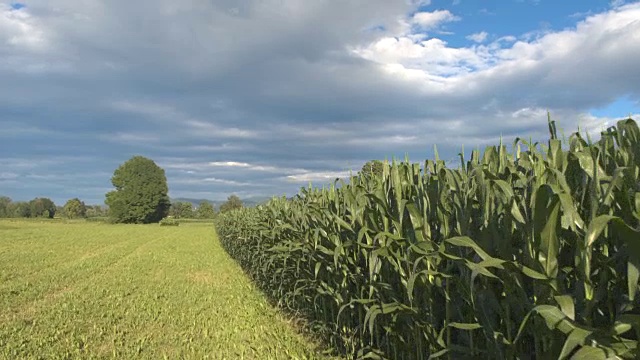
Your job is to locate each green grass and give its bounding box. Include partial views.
[0,219,332,359]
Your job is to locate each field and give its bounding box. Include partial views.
[0,219,331,359]
[216,118,640,359]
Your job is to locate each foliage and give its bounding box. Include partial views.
[0,196,11,218]
[169,201,194,219]
[28,198,56,218]
[217,117,640,359]
[0,197,56,218]
[0,220,328,358]
[105,156,171,224]
[85,205,108,218]
[219,195,243,213]
[63,198,87,219]
[196,202,216,219]
[360,160,384,179]
[159,217,180,226]
[11,202,31,218]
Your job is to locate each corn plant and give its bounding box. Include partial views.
[216,117,640,359]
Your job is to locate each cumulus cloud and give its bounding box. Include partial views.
[0,1,639,203]
[412,10,460,29]
[466,31,488,43]
[354,2,640,107]
[0,4,47,50]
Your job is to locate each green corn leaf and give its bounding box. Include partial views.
[628,259,640,302]
[534,305,573,334]
[364,304,386,337]
[334,215,353,232]
[559,327,593,360]
[427,348,449,359]
[569,346,607,360]
[585,215,617,247]
[518,264,549,280]
[554,295,575,321]
[445,236,492,261]
[449,322,483,330]
[586,215,640,257]
[533,185,561,278]
[466,260,500,280]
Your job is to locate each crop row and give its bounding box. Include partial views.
[216,118,640,359]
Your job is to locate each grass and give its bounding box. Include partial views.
[0,219,332,359]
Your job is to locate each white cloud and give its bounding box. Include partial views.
[466,31,488,43]
[354,2,640,97]
[209,161,251,168]
[412,10,460,29]
[0,4,47,50]
[209,161,307,173]
[1,1,640,202]
[354,36,488,77]
[203,177,252,186]
[286,171,352,183]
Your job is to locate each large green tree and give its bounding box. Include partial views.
[29,197,56,218]
[105,156,170,224]
[63,198,87,219]
[219,195,243,213]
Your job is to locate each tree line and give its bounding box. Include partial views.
[0,196,108,219]
[0,194,243,221]
[0,156,245,222]
[104,156,244,223]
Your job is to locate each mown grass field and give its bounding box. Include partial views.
[0,219,331,359]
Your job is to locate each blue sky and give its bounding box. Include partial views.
[1,0,639,205]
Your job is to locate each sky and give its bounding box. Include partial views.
[1,0,640,205]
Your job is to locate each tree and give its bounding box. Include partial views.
[170,202,194,219]
[360,160,384,179]
[29,197,56,218]
[12,202,30,218]
[63,198,87,219]
[196,202,216,219]
[0,196,11,218]
[105,156,170,224]
[86,205,108,218]
[219,195,243,213]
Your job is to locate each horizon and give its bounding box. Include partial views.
[1,0,640,205]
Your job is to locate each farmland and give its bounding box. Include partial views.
[0,220,330,359]
[217,118,640,359]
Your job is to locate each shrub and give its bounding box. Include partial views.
[159,217,179,226]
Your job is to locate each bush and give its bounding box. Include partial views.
[159,217,179,226]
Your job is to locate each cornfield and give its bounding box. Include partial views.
[216,117,640,359]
